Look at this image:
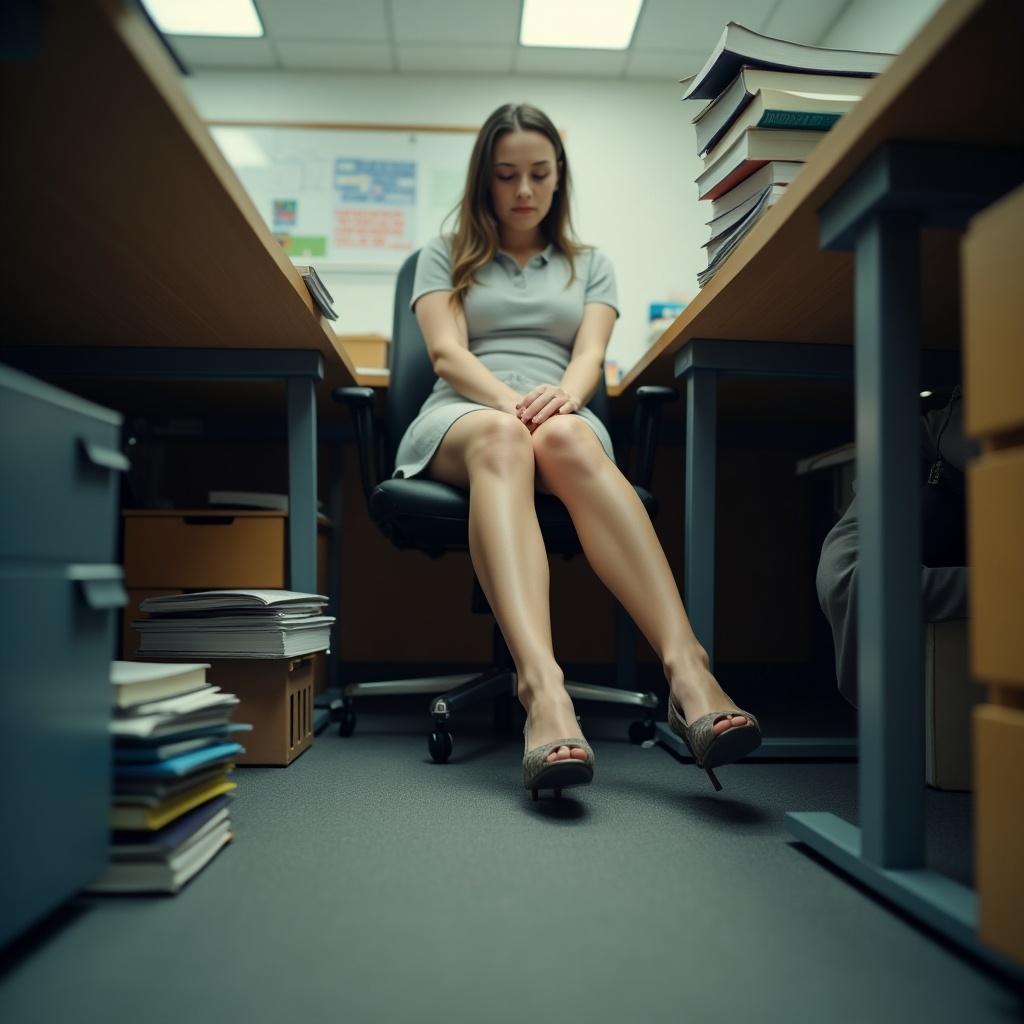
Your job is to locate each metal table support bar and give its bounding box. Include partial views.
[0,345,325,593]
[675,339,857,674]
[785,141,1024,973]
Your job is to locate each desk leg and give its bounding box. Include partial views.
[684,368,717,667]
[854,212,926,866]
[326,437,345,689]
[287,376,317,594]
[785,210,1000,967]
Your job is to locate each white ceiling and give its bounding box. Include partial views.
[167,0,854,80]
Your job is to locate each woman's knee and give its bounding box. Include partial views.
[531,415,604,476]
[464,412,534,474]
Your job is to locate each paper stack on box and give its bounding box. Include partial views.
[132,589,334,659]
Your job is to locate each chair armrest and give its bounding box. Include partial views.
[630,386,678,490]
[332,387,379,504]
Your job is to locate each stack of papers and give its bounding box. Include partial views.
[132,590,335,659]
[90,661,252,895]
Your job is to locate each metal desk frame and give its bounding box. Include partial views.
[659,337,859,759]
[784,141,1023,978]
[0,346,324,594]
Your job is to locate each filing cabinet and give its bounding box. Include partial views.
[0,364,127,948]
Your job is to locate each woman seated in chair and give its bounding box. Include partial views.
[395,102,762,796]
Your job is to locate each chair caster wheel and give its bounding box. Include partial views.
[333,701,357,737]
[429,730,453,763]
[628,719,656,745]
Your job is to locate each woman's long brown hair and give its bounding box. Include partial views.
[444,103,587,310]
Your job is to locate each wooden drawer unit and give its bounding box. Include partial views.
[974,703,1024,965]
[968,448,1024,687]
[122,510,330,591]
[0,363,127,564]
[963,183,1024,442]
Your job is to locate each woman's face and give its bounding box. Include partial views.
[489,129,559,238]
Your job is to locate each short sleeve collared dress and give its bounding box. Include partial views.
[393,234,620,480]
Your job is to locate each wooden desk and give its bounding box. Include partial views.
[633,0,1022,973]
[0,0,360,591]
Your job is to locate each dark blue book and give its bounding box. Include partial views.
[110,794,233,853]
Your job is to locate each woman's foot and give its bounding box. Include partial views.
[520,687,589,764]
[667,649,751,738]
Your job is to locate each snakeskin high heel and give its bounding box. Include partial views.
[522,723,594,801]
[666,698,761,792]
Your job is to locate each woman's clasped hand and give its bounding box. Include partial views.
[515,384,580,430]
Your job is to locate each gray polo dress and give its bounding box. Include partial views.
[393,233,620,480]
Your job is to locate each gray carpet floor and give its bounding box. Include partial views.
[1,708,1021,1024]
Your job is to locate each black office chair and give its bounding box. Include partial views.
[333,250,677,762]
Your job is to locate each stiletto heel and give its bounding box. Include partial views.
[523,723,594,799]
[666,697,761,792]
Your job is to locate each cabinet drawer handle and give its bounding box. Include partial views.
[79,439,130,472]
[67,564,127,610]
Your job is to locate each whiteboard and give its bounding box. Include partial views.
[209,123,477,272]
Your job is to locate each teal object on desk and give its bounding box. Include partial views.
[648,301,686,321]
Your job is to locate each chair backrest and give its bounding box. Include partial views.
[386,249,610,472]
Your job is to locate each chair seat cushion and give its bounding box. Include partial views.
[370,477,657,555]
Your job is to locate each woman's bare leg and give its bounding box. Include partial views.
[532,416,750,736]
[428,411,587,762]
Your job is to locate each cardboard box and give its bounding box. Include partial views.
[925,620,984,791]
[974,703,1024,966]
[963,184,1024,440]
[211,656,316,766]
[123,510,330,591]
[968,450,1024,687]
[339,333,390,370]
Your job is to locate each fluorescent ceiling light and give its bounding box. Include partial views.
[520,0,643,50]
[141,0,264,37]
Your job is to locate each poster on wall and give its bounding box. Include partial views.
[210,124,475,271]
[333,158,416,254]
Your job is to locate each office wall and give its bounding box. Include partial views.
[185,71,706,376]
[821,0,945,51]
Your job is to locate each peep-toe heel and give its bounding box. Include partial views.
[522,724,594,801]
[666,698,761,792]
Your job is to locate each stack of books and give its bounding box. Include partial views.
[90,661,251,894]
[683,22,893,287]
[294,263,338,320]
[133,589,334,659]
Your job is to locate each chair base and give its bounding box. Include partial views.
[333,669,661,761]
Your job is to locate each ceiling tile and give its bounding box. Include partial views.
[632,0,777,52]
[390,0,521,45]
[762,0,852,46]
[513,46,629,77]
[624,48,705,81]
[256,0,390,42]
[275,39,395,72]
[172,36,278,70]
[396,43,516,74]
